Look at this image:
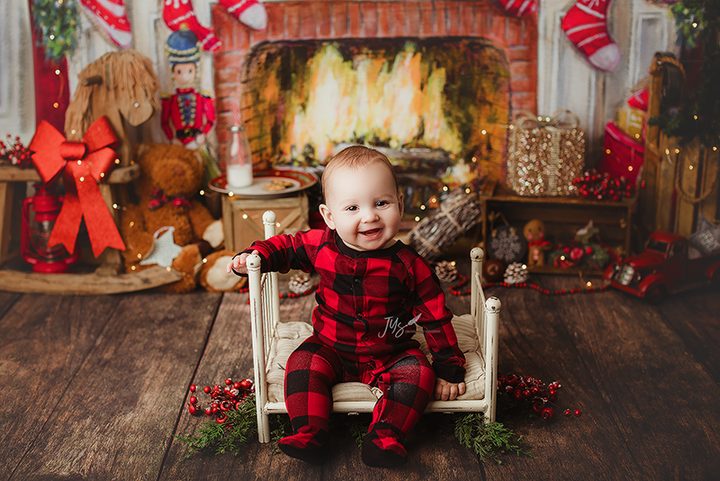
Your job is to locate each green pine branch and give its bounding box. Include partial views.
[454,414,533,464]
[175,397,258,459]
[32,0,80,61]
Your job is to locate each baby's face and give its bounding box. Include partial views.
[320,162,403,251]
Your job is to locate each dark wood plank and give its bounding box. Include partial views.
[8,291,222,481]
[653,284,720,384]
[0,294,122,480]
[0,291,20,316]
[483,278,720,480]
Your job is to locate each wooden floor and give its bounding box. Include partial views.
[1,271,719,481]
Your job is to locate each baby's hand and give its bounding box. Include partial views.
[434,379,466,401]
[226,250,259,276]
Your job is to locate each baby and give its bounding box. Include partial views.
[227,145,466,468]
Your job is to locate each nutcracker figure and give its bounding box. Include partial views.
[161,28,216,149]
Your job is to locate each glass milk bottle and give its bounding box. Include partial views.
[226,125,253,188]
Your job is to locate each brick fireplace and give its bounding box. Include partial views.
[212,0,537,179]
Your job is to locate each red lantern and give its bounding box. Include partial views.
[21,183,79,273]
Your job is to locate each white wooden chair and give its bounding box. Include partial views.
[247,211,501,443]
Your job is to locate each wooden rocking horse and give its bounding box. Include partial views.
[65,49,161,167]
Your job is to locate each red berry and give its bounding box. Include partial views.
[541,407,554,420]
[205,407,213,416]
[564,409,572,417]
[514,389,523,400]
[574,409,582,417]
[188,404,198,415]
[239,379,253,390]
[523,389,531,399]
[189,385,197,392]
[189,396,198,404]
[203,386,211,394]
[225,378,233,385]
[548,389,557,402]
[233,382,241,390]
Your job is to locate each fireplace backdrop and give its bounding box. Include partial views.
[212,0,538,189]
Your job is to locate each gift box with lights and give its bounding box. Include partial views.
[506,110,585,197]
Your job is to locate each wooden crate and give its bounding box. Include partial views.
[222,193,309,253]
[478,184,637,275]
[669,138,719,237]
[640,52,719,238]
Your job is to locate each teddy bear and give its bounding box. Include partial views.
[119,142,227,293]
[523,219,551,269]
[199,249,246,292]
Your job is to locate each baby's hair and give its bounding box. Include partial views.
[322,145,399,202]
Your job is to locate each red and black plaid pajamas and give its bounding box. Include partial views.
[247,228,465,464]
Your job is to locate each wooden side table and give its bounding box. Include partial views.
[0,164,139,268]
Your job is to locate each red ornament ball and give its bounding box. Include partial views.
[189,384,197,392]
[189,396,198,404]
[203,386,211,394]
[574,409,583,417]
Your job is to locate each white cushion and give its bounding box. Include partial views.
[266,315,486,404]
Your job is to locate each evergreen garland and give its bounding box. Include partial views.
[649,0,720,148]
[32,0,80,61]
[454,414,533,464]
[175,397,259,459]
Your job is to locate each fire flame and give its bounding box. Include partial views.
[280,43,463,162]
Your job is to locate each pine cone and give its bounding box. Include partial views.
[288,273,313,294]
[504,262,529,284]
[435,261,458,283]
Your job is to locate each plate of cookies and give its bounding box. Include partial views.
[209,168,317,198]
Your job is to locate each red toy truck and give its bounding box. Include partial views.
[604,231,720,303]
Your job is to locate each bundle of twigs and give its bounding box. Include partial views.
[409,188,482,261]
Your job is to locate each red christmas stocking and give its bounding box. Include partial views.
[218,0,268,31]
[495,0,537,17]
[163,0,221,52]
[561,0,621,71]
[78,0,132,49]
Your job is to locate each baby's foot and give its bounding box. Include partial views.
[361,428,407,468]
[278,426,331,465]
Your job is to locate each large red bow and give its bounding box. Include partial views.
[29,117,126,258]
